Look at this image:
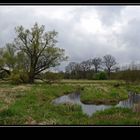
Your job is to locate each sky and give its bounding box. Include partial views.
[0,6,140,71]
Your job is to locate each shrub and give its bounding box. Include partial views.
[95,72,108,80]
[10,70,29,84]
[41,72,63,83]
[10,73,22,84]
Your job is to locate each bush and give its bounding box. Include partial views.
[41,72,63,83]
[19,72,29,83]
[10,70,29,84]
[95,72,108,80]
[10,73,22,84]
[110,70,140,82]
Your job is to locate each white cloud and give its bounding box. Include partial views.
[1,6,140,71]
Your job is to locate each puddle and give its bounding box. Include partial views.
[52,92,140,117]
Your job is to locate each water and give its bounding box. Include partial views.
[52,92,140,117]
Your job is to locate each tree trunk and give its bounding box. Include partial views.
[95,67,97,73]
[29,77,34,83]
[28,61,36,83]
[28,75,34,83]
[28,70,35,84]
[108,68,111,79]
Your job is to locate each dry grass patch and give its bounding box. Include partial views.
[0,84,31,112]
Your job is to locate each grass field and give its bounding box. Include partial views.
[0,80,140,125]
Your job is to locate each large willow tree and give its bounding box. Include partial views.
[0,23,67,83]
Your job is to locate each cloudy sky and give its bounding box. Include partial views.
[0,6,140,71]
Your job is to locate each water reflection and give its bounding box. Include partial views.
[116,92,140,108]
[52,92,140,117]
[52,93,81,105]
[81,104,112,117]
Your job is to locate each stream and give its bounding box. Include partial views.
[52,92,140,117]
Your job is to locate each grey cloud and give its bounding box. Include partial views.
[115,18,140,63]
[0,7,40,46]
[95,6,125,26]
[119,18,140,48]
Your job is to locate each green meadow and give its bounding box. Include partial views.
[0,80,140,125]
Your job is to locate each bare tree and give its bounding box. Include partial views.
[65,60,92,79]
[79,60,92,78]
[103,54,117,78]
[80,60,91,72]
[91,57,102,73]
[65,62,80,78]
[65,62,78,74]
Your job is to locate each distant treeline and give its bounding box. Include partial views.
[110,70,140,82]
[63,55,140,82]
[64,54,118,80]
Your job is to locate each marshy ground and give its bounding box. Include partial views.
[0,80,140,125]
